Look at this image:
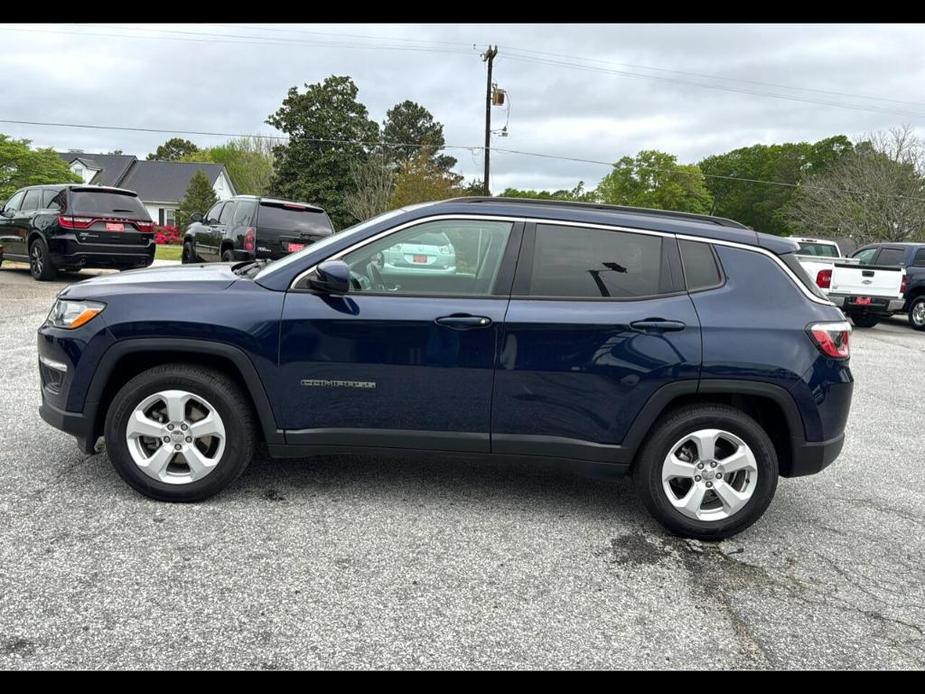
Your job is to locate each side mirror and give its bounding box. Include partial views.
[309,260,350,294]
[190,213,203,224]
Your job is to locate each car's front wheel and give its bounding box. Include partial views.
[181,241,197,264]
[633,404,778,540]
[104,364,256,502]
[908,296,925,332]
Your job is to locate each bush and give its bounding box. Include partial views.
[153,225,181,245]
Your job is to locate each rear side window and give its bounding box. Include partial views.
[20,189,42,211]
[877,248,906,266]
[528,224,676,299]
[679,240,723,291]
[232,200,257,226]
[42,190,61,209]
[914,249,925,267]
[258,203,334,236]
[68,190,148,218]
[219,202,236,225]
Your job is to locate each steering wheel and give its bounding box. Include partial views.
[366,261,386,292]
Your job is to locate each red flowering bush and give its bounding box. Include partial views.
[153,225,181,245]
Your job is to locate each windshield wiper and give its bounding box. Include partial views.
[232,259,270,277]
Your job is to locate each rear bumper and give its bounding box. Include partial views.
[828,294,904,313]
[786,431,845,477]
[47,235,155,269]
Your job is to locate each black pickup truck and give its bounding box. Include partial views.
[181,195,334,264]
[849,242,925,331]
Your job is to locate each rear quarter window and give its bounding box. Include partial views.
[877,248,906,266]
[679,240,723,291]
[914,249,925,267]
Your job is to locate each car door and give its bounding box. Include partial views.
[491,221,701,462]
[0,190,26,258]
[276,216,523,452]
[12,188,42,257]
[197,201,225,261]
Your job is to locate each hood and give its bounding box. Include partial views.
[59,263,240,299]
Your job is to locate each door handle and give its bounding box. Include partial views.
[630,319,687,332]
[435,314,493,330]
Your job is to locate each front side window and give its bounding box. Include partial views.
[341,219,514,296]
[853,248,878,265]
[528,224,674,299]
[205,202,224,224]
[3,190,25,213]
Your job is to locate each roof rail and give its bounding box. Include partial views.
[441,196,751,230]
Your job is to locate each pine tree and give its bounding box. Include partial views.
[175,170,218,229]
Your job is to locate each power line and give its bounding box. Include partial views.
[4,115,925,203]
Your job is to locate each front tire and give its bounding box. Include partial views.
[181,241,196,264]
[848,313,880,328]
[104,364,256,502]
[29,237,57,281]
[222,249,235,262]
[633,404,778,541]
[908,296,925,332]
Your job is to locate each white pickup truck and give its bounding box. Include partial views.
[789,236,906,328]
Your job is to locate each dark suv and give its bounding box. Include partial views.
[0,185,154,280]
[181,195,334,264]
[37,198,853,540]
[850,242,925,331]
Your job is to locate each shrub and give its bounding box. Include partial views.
[153,225,181,245]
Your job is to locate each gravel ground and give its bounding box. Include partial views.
[0,261,923,670]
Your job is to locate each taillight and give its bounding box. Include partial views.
[243,227,256,253]
[58,215,93,229]
[901,273,908,294]
[808,321,851,360]
[816,269,832,289]
[135,221,153,232]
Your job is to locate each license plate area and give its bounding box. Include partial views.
[853,296,872,306]
[105,222,124,232]
[413,254,428,264]
[286,242,305,253]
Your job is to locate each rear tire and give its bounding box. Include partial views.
[908,296,925,331]
[29,237,57,281]
[104,364,256,502]
[849,313,880,328]
[633,404,778,541]
[181,241,196,264]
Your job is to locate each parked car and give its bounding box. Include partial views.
[181,195,334,264]
[849,242,925,330]
[788,236,842,258]
[37,198,853,540]
[0,185,154,280]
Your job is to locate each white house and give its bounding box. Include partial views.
[57,151,236,226]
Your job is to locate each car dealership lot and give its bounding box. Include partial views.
[0,263,923,670]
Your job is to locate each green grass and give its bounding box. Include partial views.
[155,245,182,262]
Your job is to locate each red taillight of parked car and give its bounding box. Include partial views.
[243,227,256,253]
[58,215,94,229]
[808,321,851,360]
[816,269,832,289]
[134,221,154,233]
[901,273,908,294]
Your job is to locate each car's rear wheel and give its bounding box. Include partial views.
[848,313,880,328]
[181,241,196,264]
[29,238,57,281]
[908,297,925,331]
[633,404,778,540]
[104,364,256,502]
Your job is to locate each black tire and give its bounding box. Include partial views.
[29,237,57,281]
[908,296,925,332]
[181,241,196,264]
[222,249,235,262]
[849,313,880,328]
[103,364,256,502]
[633,404,779,541]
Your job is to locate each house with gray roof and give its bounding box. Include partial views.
[57,151,236,227]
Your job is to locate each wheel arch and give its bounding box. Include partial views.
[85,338,283,449]
[624,380,804,477]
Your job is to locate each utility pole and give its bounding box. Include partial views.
[481,45,498,196]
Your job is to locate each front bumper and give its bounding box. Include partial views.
[39,400,97,453]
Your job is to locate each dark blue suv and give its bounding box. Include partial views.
[37,198,854,539]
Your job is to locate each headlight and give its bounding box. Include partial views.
[46,299,106,329]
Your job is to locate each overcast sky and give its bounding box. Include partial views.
[2,23,924,192]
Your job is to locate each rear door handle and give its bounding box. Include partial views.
[630,319,687,332]
[435,314,493,330]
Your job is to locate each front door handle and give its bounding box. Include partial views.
[630,319,687,332]
[435,314,493,330]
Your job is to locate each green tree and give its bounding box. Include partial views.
[389,151,465,208]
[699,135,853,234]
[180,136,275,196]
[0,134,80,201]
[175,170,218,230]
[500,181,596,202]
[596,150,712,213]
[148,137,200,161]
[381,100,456,172]
[267,75,379,229]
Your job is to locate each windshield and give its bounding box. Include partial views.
[254,205,431,281]
[797,241,840,257]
